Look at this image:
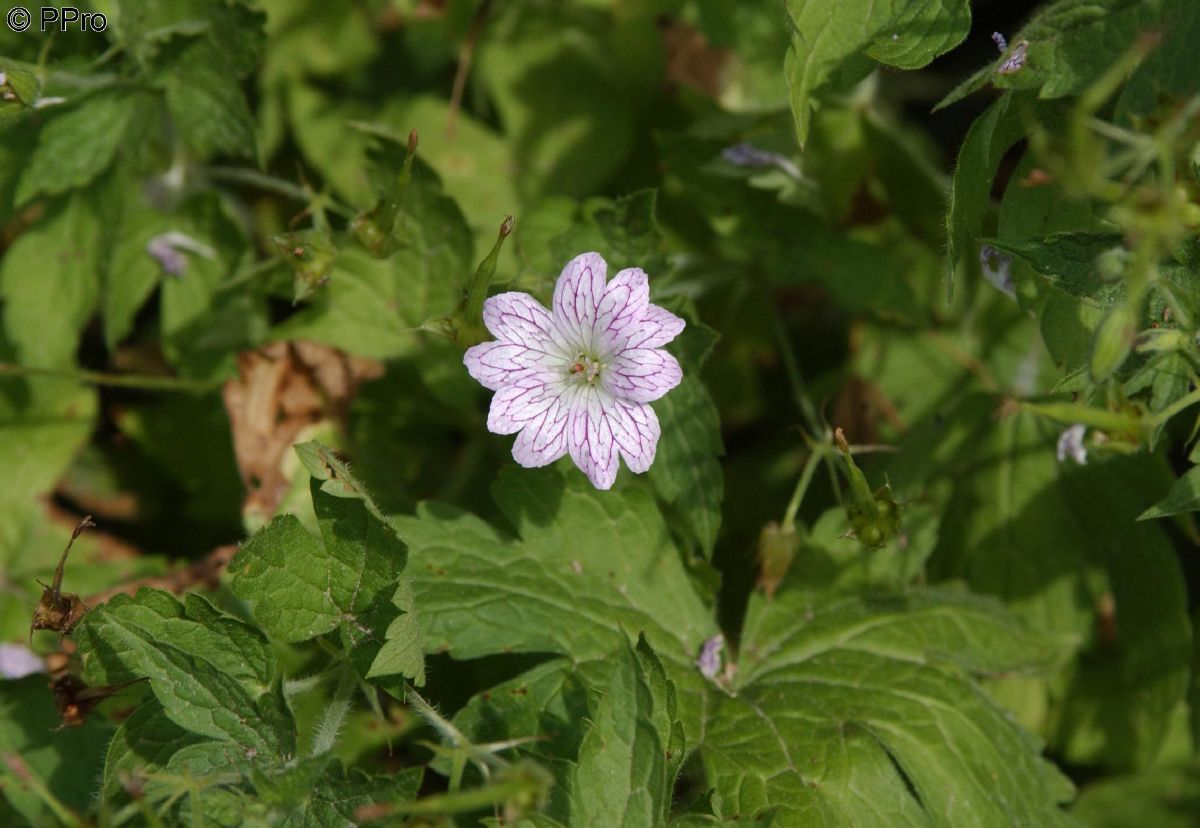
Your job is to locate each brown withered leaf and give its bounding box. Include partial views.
[52,673,147,729]
[222,341,382,521]
[659,18,729,98]
[30,516,93,640]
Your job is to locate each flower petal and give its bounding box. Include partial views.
[464,342,557,391]
[625,303,686,350]
[482,292,563,352]
[487,379,561,435]
[607,398,660,473]
[552,252,607,350]
[567,388,620,490]
[512,393,570,468]
[593,267,650,354]
[604,348,683,403]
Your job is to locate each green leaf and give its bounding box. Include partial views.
[231,481,401,624]
[160,44,258,160]
[0,675,113,823]
[785,0,971,145]
[397,466,720,741]
[476,4,656,200]
[15,93,135,205]
[74,589,296,756]
[704,586,1074,826]
[277,163,472,358]
[944,93,1061,299]
[1,187,105,367]
[1140,466,1200,520]
[571,635,684,827]
[233,442,424,683]
[933,403,1191,768]
[649,375,724,557]
[101,696,210,801]
[1071,762,1200,828]
[773,214,922,319]
[118,0,265,76]
[363,580,425,685]
[447,657,590,819]
[1116,0,1200,118]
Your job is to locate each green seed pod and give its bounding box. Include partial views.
[1090,301,1138,382]
[273,229,337,304]
[835,428,902,550]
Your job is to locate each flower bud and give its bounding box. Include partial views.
[1090,302,1137,381]
[757,521,801,598]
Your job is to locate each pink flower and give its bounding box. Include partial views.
[463,252,686,490]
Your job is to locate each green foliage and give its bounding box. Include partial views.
[786,0,971,144]
[4,0,1200,823]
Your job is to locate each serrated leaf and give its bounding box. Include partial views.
[101,696,210,801]
[571,634,684,827]
[649,375,724,557]
[1139,466,1200,521]
[15,93,135,205]
[231,481,403,630]
[74,589,295,756]
[447,657,590,819]
[704,586,1074,826]
[785,0,971,145]
[160,44,258,160]
[363,581,425,685]
[398,466,720,741]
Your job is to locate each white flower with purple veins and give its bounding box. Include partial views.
[463,252,686,490]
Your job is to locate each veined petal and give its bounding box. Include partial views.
[487,379,562,435]
[604,348,682,403]
[625,303,686,350]
[607,398,661,473]
[552,252,606,350]
[464,342,558,391]
[482,292,563,352]
[566,388,620,490]
[512,393,570,468]
[593,267,650,354]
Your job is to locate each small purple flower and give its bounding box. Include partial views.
[980,244,1015,299]
[463,252,686,490]
[0,643,43,679]
[696,634,725,680]
[991,32,1008,52]
[146,231,217,277]
[721,143,801,180]
[1057,424,1088,465]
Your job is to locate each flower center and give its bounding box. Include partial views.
[566,353,603,385]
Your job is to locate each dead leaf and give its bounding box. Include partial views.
[659,18,729,98]
[222,341,382,521]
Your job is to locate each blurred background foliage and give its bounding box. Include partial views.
[3,0,1200,824]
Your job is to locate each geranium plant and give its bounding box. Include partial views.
[1,1,1199,826]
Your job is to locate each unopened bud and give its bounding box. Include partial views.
[1090,302,1137,381]
[757,522,801,598]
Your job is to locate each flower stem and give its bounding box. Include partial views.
[310,666,356,757]
[0,363,215,393]
[1150,385,1200,426]
[781,445,823,533]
